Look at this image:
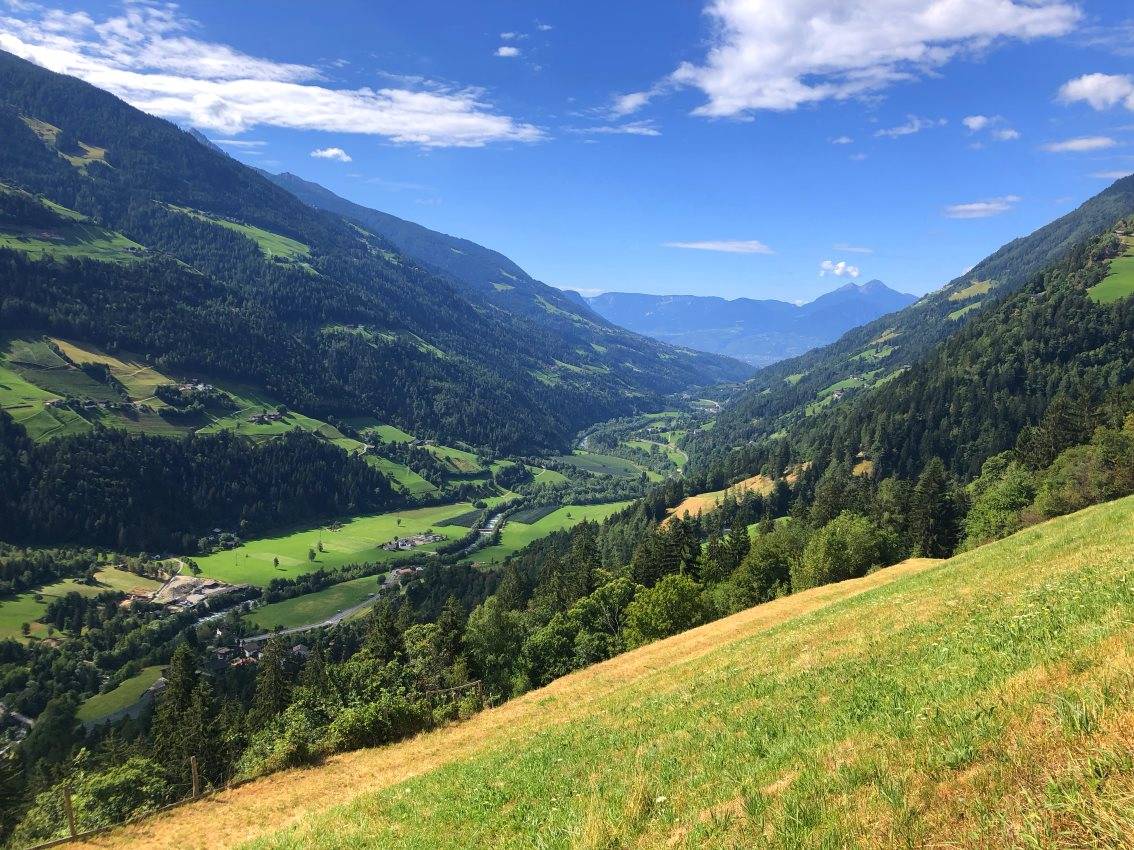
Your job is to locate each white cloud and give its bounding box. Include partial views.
[830,135,854,144]
[664,240,774,254]
[536,22,553,32]
[499,32,520,40]
[1057,73,1134,110]
[310,146,352,162]
[1090,170,1133,180]
[963,114,1020,141]
[578,120,661,137]
[833,242,873,254]
[0,3,543,147]
[944,194,1020,218]
[819,259,860,278]
[610,90,653,117]
[1042,136,1118,153]
[875,115,946,138]
[494,45,520,58]
[668,0,1079,118]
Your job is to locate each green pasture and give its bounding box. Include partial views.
[244,575,384,631]
[469,502,632,566]
[188,502,493,586]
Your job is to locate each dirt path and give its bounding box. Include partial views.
[65,558,942,850]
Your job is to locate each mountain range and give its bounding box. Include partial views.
[0,49,750,454]
[579,280,917,366]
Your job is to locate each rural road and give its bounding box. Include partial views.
[242,592,380,644]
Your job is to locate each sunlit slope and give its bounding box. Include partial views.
[76,496,1133,850]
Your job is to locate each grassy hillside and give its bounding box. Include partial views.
[78,496,1134,850]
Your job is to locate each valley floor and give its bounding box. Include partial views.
[62,496,1134,850]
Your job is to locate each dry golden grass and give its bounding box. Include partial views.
[663,473,775,526]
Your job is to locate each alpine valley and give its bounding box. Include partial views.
[0,12,1132,850]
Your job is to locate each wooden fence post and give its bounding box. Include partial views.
[62,786,76,838]
[190,755,200,798]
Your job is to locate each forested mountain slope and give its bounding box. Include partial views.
[68,497,1134,850]
[584,280,915,365]
[0,50,746,453]
[692,177,1134,476]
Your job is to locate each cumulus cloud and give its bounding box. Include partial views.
[0,3,543,147]
[310,146,351,162]
[667,0,1079,119]
[536,22,553,32]
[494,45,520,58]
[819,259,860,277]
[830,135,854,144]
[664,240,774,254]
[944,194,1020,218]
[1057,73,1134,110]
[962,115,991,131]
[1042,136,1117,153]
[875,115,946,138]
[992,127,1021,140]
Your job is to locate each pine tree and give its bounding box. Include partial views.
[909,458,963,557]
[250,637,292,726]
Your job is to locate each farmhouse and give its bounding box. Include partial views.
[381,532,445,552]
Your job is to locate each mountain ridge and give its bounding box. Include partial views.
[581,280,916,365]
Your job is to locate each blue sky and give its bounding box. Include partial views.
[2,1,1133,301]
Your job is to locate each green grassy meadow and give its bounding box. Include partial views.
[189,502,495,586]
[550,451,643,479]
[166,205,309,260]
[1089,239,1134,303]
[0,221,143,262]
[220,496,1134,850]
[0,568,161,642]
[244,574,385,631]
[469,502,632,565]
[77,666,164,724]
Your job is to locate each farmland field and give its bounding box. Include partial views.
[549,451,643,479]
[528,466,568,486]
[469,502,632,566]
[508,504,561,524]
[244,574,384,631]
[0,568,160,642]
[0,221,144,262]
[77,666,164,724]
[50,338,172,403]
[426,444,484,474]
[363,455,438,496]
[189,501,503,586]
